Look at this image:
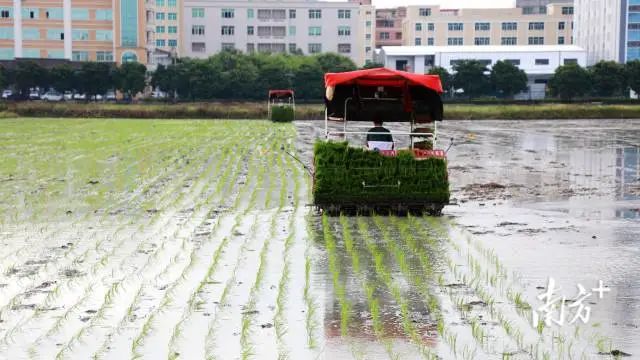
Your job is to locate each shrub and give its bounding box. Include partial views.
[313,141,449,206]
[270,105,295,122]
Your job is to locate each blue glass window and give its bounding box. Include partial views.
[22,8,38,19]
[168,39,177,47]
[47,50,65,59]
[72,51,89,61]
[46,29,63,40]
[23,28,40,40]
[156,12,165,20]
[0,27,13,40]
[96,30,113,41]
[629,30,640,41]
[122,51,138,63]
[0,48,14,59]
[168,12,177,20]
[46,8,63,19]
[72,8,89,20]
[121,0,138,47]
[95,9,113,21]
[156,39,166,47]
[72,29,89,40]
[629,13,640,23]
[23,49,40,58]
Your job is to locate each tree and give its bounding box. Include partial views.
[589,61,625,97]
[151,64,180,100]
[0,66,5,90]
[13,61,48,98]
[210,51,259,99]
[76,62,113,99]
[490,60,528,98]
[428,66,452,95]
[452,60,490,98]
[314,53,357,73]
[293,58,324,100]
[625,60,640,97]
[548,63,591,100]
[115,62,147,99]
[49,65,76,93]
[361,61,384,69]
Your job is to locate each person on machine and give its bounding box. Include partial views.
[366,118,394,151]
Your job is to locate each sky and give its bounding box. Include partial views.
[370,0,515,8]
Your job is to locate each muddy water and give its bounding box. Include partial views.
[445,119,640,357]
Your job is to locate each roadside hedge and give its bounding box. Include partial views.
[313,141,449,206]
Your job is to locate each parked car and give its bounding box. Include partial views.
[73,93,86,101]
[151,90,167,99]
[28,89,40,100]
[105,90,116,101]
[1,90,12,99]
[42,90,63,102]
[92,94,103,101]
[64,91,73,101]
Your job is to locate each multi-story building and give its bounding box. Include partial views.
[573,0,636,64]
[403,3,575,48]
[181,0,371,65]
[0,0,151,63]
[152,0,180,54]
[375,7,406,48]
[379,44,586,99]
[517,0,572,14]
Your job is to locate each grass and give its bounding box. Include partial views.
[6,102,640,120]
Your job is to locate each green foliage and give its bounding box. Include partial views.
[14,61,48,97]
[548,63,591,100]
[49,65,76,93]
[589,61,626,97]
[313,141,449,205]
[625,60,640,96]
[452,60,490,99]
[77,62,114,99]
[115,62,147,98]
[0,66,5,89]
[314,53,357,73]
[428,66,452,94]
[270,105,294,122]
[490,61,528,98]
[361,61,384,69]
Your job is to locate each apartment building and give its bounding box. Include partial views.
[573,0,636,64]
[0,0,150,63]
[375,7,406,48]
[181,0,372,65]
[151,0,180,53]
[403,3,575,48]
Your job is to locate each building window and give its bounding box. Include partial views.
[247,9,254,18]
[338,10,351,19]
[475,22,490,31]
[167,0,176,8]
[156,26,165,33]
[0,48,14,59]
[168,39,177,47]
[72,51,89,61]
[289,43,297,53]
[121,51,137,63]
[338,26,351,36]
[45,29,62,40]
[427,37,434,45]
[448,23,463,31]
[168,13,177,20]
[558,21,565,30]
[96,51,113,62]
[247,43,255,53]
[415,37,421,45]
[562,6,573,15]
[419,8,431,16]
[168,26,177,34]
[221,8,234,18]
[309,26,321,36]
[378,20,394,28]
[395,32,402,40]
[192,25,205,36]
[564,58,577,65]
[427,23,434,31]
[558,36,565,44]
[308,43,322,53]
[71,8,89,20]
[222,43,235,50]
[0,8,12,18]
[528,36,544,45]
[474,37,490,45]
[95,9,112,21]
[535,58,549,65]
[156,39,166,47]
[289,9,296,19]
[501,37,517,45]
[289,26,296,36]
[95,30,113,41]
[192,8,204,18]
[248,26,254,35]
[416,23,422,31]
[380,32,389,40]
[156,0,165,6]
[309,9,321,19]
[505,59,520,66]
[22,8,38,19]
[0,28,13,40]
[121,0,138,47]
[338,43,351,53]
[23,28,40,40]
[221,26,235,35]
[22,49,40,58]
[156,12,165,20]
[447,37,463,45]
[192,42,205,52]
[529,22,544,30]
[365,33,371,40]
[502,22,517,31]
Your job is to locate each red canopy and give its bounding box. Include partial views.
[324,68,443,94]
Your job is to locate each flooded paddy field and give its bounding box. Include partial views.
[0,118,638,359]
